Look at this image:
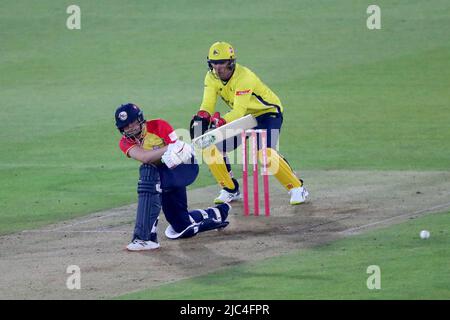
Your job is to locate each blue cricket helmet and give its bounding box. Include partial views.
[115,103,145,138]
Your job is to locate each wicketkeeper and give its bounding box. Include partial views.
[190,41,309,205]
[115,103,230,251]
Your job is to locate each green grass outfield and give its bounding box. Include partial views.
[119,211,450,300]
[1,1,449,234]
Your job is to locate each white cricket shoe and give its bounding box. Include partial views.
[214,189,241,204]
[289,186,309,205]
[126,239,160,251]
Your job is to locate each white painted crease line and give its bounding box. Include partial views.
[19,202,450,236]
[41,208,134,232]
[340,201,450,235]
[21,229,129,234]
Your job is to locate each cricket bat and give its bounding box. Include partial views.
[192,114,257,149]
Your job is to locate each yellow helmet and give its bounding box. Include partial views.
[207,41,236,71]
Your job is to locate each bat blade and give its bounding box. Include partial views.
[192,115,257,149]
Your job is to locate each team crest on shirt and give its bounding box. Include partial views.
[119,111,128,121]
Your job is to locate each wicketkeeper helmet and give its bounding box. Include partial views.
[207,41,236,71]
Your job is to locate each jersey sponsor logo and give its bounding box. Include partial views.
[236,89,251,96]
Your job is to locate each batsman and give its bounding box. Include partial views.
[115,103,230,251]
[190,41,309,205]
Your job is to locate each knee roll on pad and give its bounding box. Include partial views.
[138,179,160,194]
[139,164,160,179]
[164,203,231,239]
[138,164,160,194]
[198,203,231,233]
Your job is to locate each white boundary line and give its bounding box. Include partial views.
[340,201,450,235]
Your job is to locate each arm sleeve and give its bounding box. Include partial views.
[154,119,177,145]
[119,138,137,157]
[199,73,218,115]
[223,79,254,123]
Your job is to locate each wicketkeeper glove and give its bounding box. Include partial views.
[210,112,226,128]
[196,110,211,121]
[190,110,211,139]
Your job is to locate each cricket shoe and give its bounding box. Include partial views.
[126,239,160,251]
[214,189,241,204]
[289,186,309,205]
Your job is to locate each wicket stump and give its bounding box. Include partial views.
[241,129,270,216]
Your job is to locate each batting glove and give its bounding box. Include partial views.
[161,150,182,169]
[169,140,193,163]
[162,141,194,169]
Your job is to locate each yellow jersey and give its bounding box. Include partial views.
[200,64,283,123]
